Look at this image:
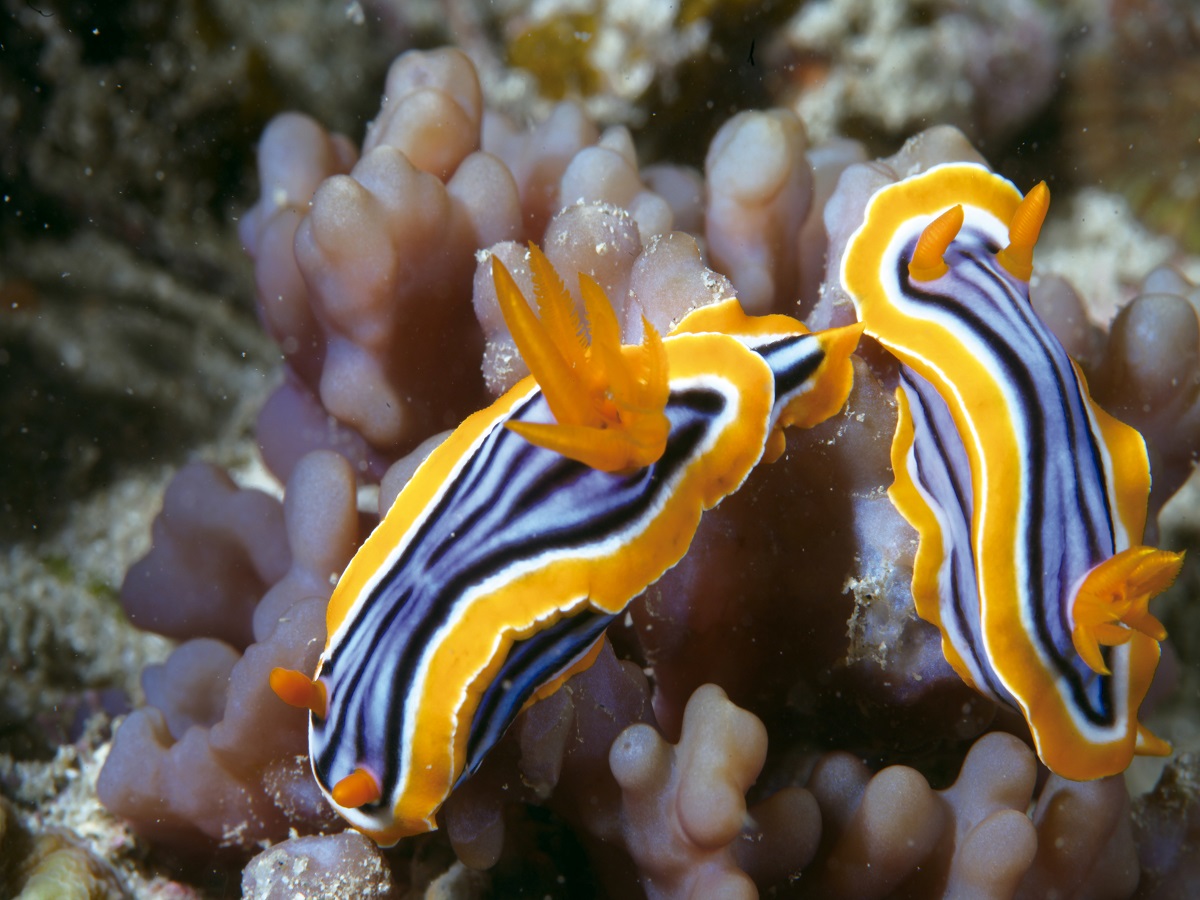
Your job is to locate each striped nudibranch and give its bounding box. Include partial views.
[272,244,861,844]
[840,162,1183,780]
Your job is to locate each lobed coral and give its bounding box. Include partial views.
[609,684,804,900]
[238,49,515,479]
[97,455,354,849]
[93,42,1200,900]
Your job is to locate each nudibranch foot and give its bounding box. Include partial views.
[1070,546,1182,676]
[521,632,608,711]
[885,376,981,694]
[491,245,670,472]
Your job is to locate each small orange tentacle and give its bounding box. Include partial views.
[640,316,669,408]
[492,255,599,429]
[908,205,964,281]
[997,181,1050,281]
[269,667,327,719]
[332,767,382,809]
[528,244,587,371]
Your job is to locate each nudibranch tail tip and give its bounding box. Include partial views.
[1137,724,1172,758]
[491,252,594,430]
[527,242,588,368]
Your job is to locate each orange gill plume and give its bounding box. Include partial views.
[491,243,669,472]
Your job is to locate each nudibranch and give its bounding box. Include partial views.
[840,162,1183,780]
[273,244,861,844]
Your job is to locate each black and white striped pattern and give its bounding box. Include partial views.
[310,329,826,833]
[888,223,1130,737]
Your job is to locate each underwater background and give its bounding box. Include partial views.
[2,0,1200,896]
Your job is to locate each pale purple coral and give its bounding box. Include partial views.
[1021,773,1139,899]
[361,45,483,179]
[798,138,868,316]
[120,463,290,649]
[1133,753,1200,897]
[627,351,982,749]
[99,451,360,849]
[240,48,844,478]
[705,109,813,316]
[559,126,674,242]
[624,231,736,340]
[481,100,599,239]
[609,684,793,900]
[437,640,656,884]
[99,44,1200,899]
[238,115,357,341]
[1089,269,1200,518]
[438,675,1143,897]
[240,48,520,479]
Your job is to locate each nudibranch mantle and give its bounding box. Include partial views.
[840,161,1182,780]
[274,245,860,845]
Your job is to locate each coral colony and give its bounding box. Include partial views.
[99,47,1200,898]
